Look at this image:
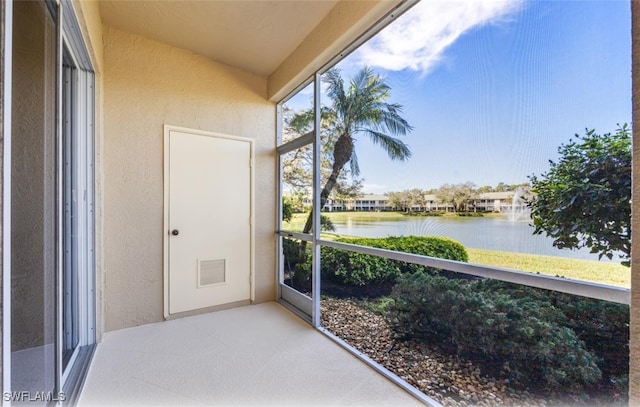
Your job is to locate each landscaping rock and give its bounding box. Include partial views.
[321,297,547,407]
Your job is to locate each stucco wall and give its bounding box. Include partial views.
[102,26,275,332]
[72,0,104,74]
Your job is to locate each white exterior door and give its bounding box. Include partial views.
[165,126,253,315]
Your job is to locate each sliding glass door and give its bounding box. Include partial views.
[9,0,95,400]
[62,62,80,371]
[61,56,95,379]
[10,0,58,394]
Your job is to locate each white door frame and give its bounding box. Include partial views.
[163,124,255,318]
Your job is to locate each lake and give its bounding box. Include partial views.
[330,214,621,262]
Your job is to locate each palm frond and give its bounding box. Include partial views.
[323,69,348,123]
[376,106,413,136]
[362,129,412,161]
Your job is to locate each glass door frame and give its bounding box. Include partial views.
[2,0,96,400]
[275,76,321,324]
[1,0,11,393]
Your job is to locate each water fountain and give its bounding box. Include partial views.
[508,187,530,222]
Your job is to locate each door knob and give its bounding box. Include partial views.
[171,229,179,236]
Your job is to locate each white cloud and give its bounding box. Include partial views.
[354,0,524,74]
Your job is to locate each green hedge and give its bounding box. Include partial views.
[320,236,468,286]
[387,272,604,392]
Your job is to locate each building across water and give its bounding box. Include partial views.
[315,191,528,213]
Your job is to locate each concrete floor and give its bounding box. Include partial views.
[78,302,422,406]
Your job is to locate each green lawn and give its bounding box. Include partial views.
[467,248,629,288]
[281,212,310,232]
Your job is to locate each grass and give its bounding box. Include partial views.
[467,248,629,288]
[281,212,309,232]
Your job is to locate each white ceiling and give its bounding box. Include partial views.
[99,0,341,77]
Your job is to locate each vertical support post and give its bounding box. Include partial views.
[630,0,640,402]
[275,104,283,300]
[87,73,96,345]
[54,0,63,395]
[311,73,321,327]
[1,0,12,396]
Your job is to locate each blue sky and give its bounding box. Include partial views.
[287,0,631,194]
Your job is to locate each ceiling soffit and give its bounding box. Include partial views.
[99,0,340,77]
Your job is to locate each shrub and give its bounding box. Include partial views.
[320,236,468,286]
[475,279,629,384]
[560,297,629,383]
[387,272,603,392]
[341,236,469,263]
[321,247,401,286]
[282,238,312,287]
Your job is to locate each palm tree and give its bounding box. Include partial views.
[301,66,413,234]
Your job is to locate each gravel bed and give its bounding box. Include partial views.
[321,297,549,407]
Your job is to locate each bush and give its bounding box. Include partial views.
[387,272,603,392]
[321,247,401,286]
[320,236,468,286]
[561,297,629,384]
[476,279,629,384]
[282,238,311,287]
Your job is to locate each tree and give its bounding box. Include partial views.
[282,198,293,222]
[283,67,412,286]
[494,182,511,192]
[331,178,363,205]
[527,125,631,265]
[436,182,476,212]
[281,105,360,227]
[408,188,426,212]
[299,67,413,233]
[281,107,314,205]
[386,191,408,212]
[386,189,424,212]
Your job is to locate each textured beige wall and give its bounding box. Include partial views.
[103,26,275,332]
[631,0,640,402]
[72,0,104,74]
[268,0,402,101]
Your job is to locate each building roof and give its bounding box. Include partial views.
[357,194,388,201]
[476,192,515,200]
